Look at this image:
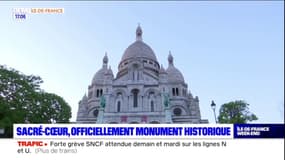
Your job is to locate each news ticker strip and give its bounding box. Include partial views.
[13,124,284,139]
[14,124,233,139]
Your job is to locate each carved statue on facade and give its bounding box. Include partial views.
[100,95,106,109]
[163,92,170,108]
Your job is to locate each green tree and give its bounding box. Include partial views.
[218,100,258,123]
[0,65,71,137]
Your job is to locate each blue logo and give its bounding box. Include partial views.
[14,14,26,19]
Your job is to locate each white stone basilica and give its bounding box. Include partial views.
[76,25,208,124]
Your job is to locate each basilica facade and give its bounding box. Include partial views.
[76,26,208,124]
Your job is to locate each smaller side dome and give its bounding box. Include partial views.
[92,68,107,84]
[166,66,185,83]
[106,66,114,78]
[166,51,185,83]
[92,53,109,84]
[107,66,113,74]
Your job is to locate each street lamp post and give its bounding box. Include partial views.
[211,100,217,123]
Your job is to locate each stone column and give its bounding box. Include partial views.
[164,107,172,124]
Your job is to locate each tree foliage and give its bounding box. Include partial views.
[0,65,71,137]
[218,100,258,124]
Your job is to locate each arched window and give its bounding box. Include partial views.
[132,89,139,108]
[151,100,154,112]
[134,91,138,107]
[137,72,139,80]
[100,89,103,96]
[93,109,99,117]
[172,88,175,96]
[117,101,121,112]
[176,88,179,96]
[96,89,99,97]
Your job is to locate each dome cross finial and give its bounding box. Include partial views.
[103,52,108,68]
[168,51,174,65]
[136,24,143,41]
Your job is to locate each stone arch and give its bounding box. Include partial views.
[144,88,159,111]
[87,107,99,117]
[143,88,159,97]
[143,88,159,112]
[171,105,188,116]
[112,88,127,98]
[128,60,142,81]
[112,88,127,112]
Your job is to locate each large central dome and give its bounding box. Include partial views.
[120,25,158,62]
[121,41,157,62]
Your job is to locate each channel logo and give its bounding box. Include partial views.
[12,8,30,21]
[12,8,64,21]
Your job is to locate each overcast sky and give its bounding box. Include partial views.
[0,1,283,123]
